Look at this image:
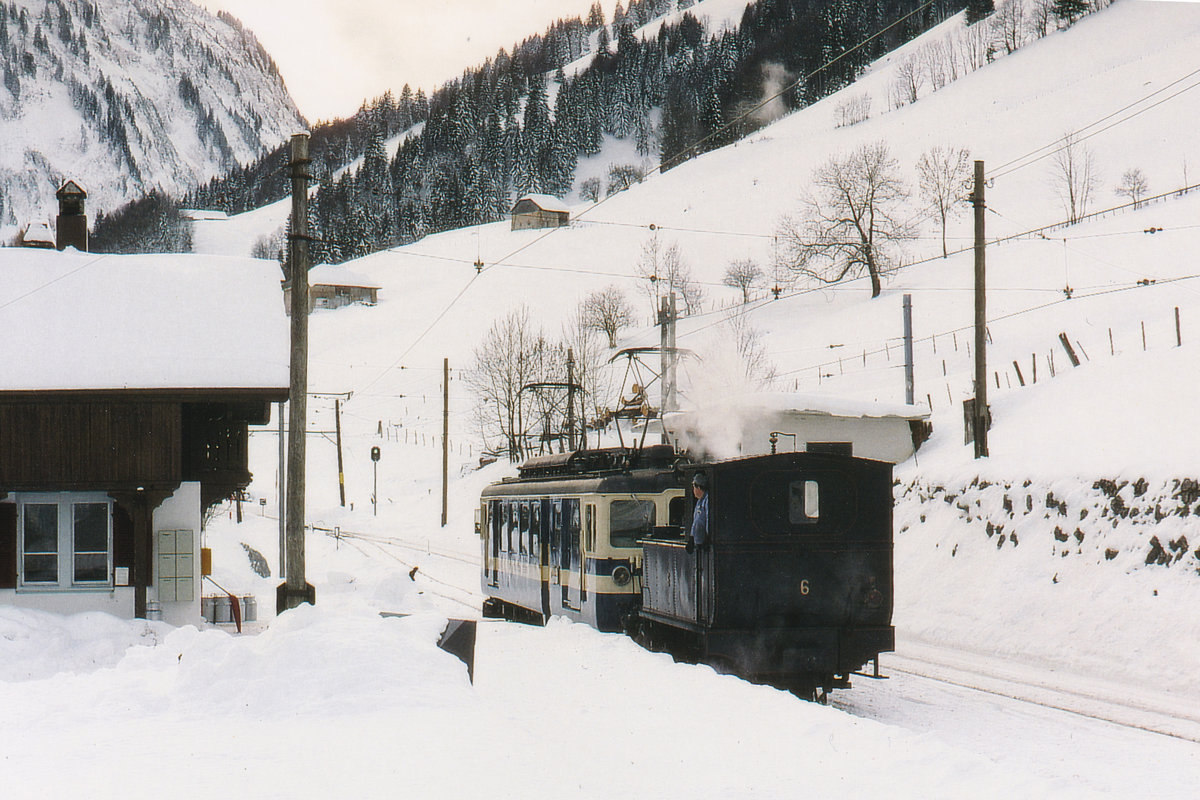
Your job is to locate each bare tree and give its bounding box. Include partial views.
[1115,168,1149,208]
[1027,0,1056,39]
[723,258,763,303]
[561,308,616,441]
[578,176,603,203]
[954,22,991,72]
[605,163,645,196]
[1050,133,1101,224]
[776,141,915,299]
[726,312,776,388]
[579,284,634,347]
[636,236,705,314]
[892,53,925,107]
[834,93,872,128]
[916,145,973,258]
[920,40,952,91]
[466,306,554,461]
[991,0,1026,54]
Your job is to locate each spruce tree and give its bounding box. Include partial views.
[1052,0,1089,25]
[965,0,995,25]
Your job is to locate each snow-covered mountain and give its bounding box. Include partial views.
[0,0,305,232]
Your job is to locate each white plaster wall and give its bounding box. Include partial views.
[674,412,917,464]
[151,482,203,627]
[0,586,136,617]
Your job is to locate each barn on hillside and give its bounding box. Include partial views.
[510,194,570,230]
[0,247,290,624]
[284,264,380,313]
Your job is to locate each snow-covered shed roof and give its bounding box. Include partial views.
[0,248,290,393]
[704,391,931,421]
[307,264,380,289]
[513,193,570,213]
[20,221,55,246]
[56,180,86,199]
[180,208,229,221]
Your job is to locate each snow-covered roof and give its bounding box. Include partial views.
[513,193,570,213]
[21,221,54,245]
[307,264,380,289]
[56,180,86,198]
[180,208,229,221]
[680,392,930,421]
[0,248,289,393]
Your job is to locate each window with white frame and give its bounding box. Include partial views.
[18,494,113,588]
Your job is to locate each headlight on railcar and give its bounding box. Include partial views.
[613,565,632,586]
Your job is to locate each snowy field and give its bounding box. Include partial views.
[6,1,1200,796]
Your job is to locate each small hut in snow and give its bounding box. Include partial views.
[510,194,570,230]
[284,264,380,313]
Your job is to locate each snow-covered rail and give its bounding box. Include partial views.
[881,640,1200,743]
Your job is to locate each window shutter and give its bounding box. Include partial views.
[0,503,15,589]
[113,503,134,571]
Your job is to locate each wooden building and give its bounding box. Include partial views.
[55,180,88,251]
[284,264,380,313]
[0,247,289,623]
[17,221,55,249]
[510,194,570,230]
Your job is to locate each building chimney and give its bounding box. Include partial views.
[55,180,88,252]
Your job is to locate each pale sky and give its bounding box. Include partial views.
[195,0,619,121]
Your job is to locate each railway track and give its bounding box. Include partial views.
[850,642,1200,744]
[315,525,483,614]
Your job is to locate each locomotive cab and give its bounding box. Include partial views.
[638,451,895,693]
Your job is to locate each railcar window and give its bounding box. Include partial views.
[530,503,541,555]
[668,497,685,527]
[585,505,596,552]
[789,480,820,524]
[610,500,655,548]
[508,504,518,553]
[519,503,529,555]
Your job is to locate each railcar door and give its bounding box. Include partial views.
[488,500,501,587]
[537,499,550,621]
[562,498,581,610]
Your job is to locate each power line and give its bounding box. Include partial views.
[0,253,111,313]
[990,66,1200,180]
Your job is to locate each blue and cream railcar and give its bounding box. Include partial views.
[479,446,684,631]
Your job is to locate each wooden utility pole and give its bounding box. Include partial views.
[280,132,315,611]
[441,357,449,527]
[972,160,989,458]
[335,399,346,507]
[902,294,914,405]
[658,292,677,444]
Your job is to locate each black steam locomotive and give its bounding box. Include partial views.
[478,445,894,697]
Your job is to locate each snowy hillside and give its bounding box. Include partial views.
[0,0,304,233]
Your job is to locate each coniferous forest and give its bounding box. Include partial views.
[93,0,967,260]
